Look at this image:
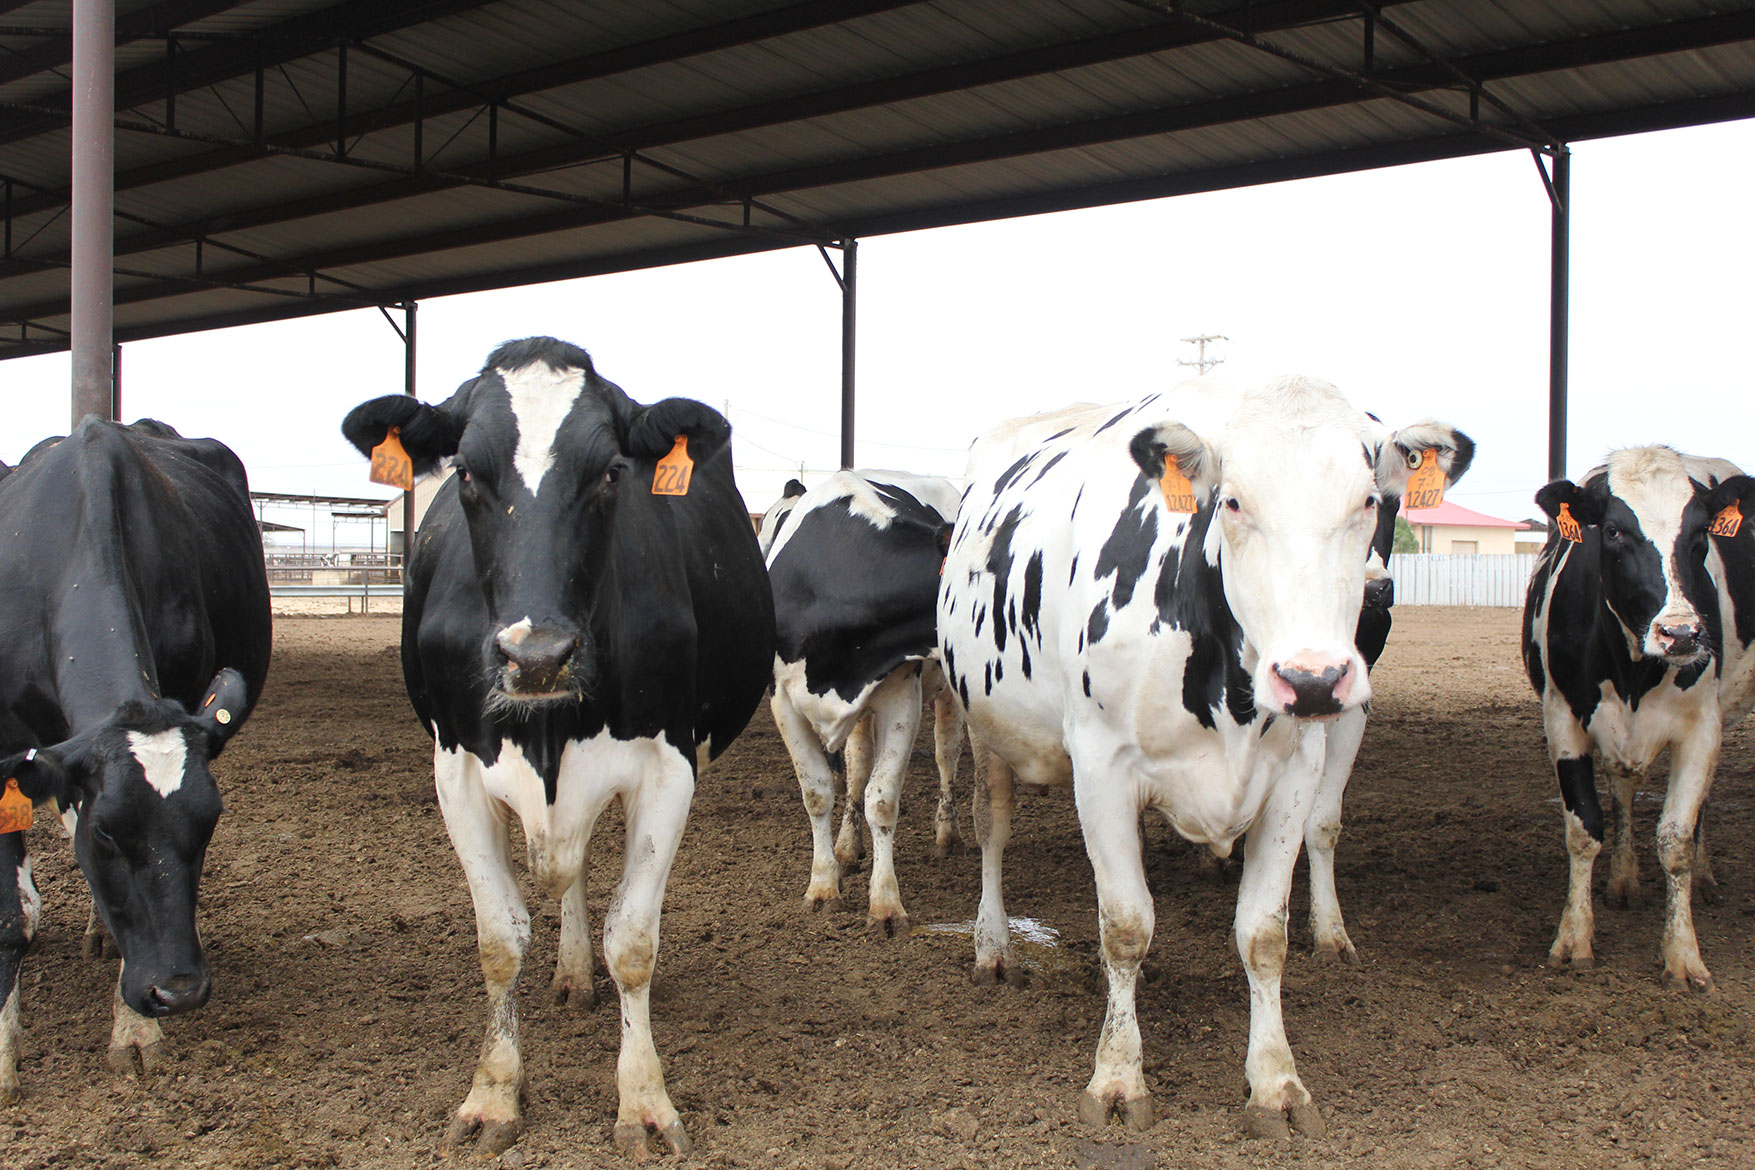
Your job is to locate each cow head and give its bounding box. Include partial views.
[0,668,246,1017]
[758,478,808,559]
[1132,378,1472,719]
[1536,446,1755,664]
[343,337,730,707]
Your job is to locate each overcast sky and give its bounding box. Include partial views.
[3,116,1751,546]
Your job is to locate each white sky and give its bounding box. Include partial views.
[3,117,1751,548]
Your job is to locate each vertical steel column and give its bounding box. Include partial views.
[1548,148,1570,482]
[112,342,121,419]
[71,0,116,426]
[839,237,857,470]
[403,301,418,550]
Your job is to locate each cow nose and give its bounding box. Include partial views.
[1271,659,1352,717]
[1363,575,1394,610]
[1657,623,1702,657]
[147,973,211,1017]
[494,626,579,692]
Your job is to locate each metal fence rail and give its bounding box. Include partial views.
[265,553,402,612]
[1385,553,1539,608]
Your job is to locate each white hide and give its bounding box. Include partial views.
[501,361,587,496]
[125,729,187,798]
[763,468,961,568]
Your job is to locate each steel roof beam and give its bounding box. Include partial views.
[0,0,241,87]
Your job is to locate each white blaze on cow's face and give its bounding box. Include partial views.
[503,361,588,496]
[1598,448,1712,662]
[125,728,188,797]
[1206,381,1380,719]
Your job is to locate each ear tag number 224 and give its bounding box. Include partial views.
[369,426,415,491]
[652,435,693,497]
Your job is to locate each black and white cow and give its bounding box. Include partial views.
[939,377,1470,1136]
[342,337,773,1158]
[762,471,964,931]
[756,477,807,557]
[0,419,270,1101]
[1524,446,1755,992]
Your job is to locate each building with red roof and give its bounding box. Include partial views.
[1402,500,1531,555]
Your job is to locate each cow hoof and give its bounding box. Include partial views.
[1606,876,1640,910]
[868,912,909,939]
[1661,966,1714,995]
[106,1039,168,1078]
[1077,1089,1153,1130]
[551,974,598,1010]
[1548,941,1593,972]
[1243,1102,1290,1141]
[931,831,965,860]
[446,1113,523,1156]
[0,1083,21,1106]
[1315,937,1359,966]
[803,890,841,913]
[1289,1100,1325,1137]
[613,1118,691,1159]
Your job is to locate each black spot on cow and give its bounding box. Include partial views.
[1082,670,1092,697]
[995,659,1004,682]
[1094,476,1159,609]
[1087,602,1110,646]
[1020,644,1032,679]
[1029,450,1068,487]
[985,504,1024,655]
[984,663,993,696]
[958,676,971,709]
[992,454,1034,496]
[1022,552,1045,642]
[1068,553,1080,586]
[1556,755,1604,841]
[1093,407,1132,436]
[1045,426,1076,442]
[1156,500,1254,728]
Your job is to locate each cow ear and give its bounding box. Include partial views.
[1536,478,1606,527]
[1703,474,1755,521]
[2,744,81,809]
[783,478,807,499]
[341,395,461,475]
[1378,423,1475,496]
[192,668,250,755]
[1129,422,1218,500]
[626,398,731,464]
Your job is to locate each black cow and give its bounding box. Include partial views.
[762,470,964,932]
[342,337,773,1158]
[1524,445,1755,992]
[0,419,270,1101]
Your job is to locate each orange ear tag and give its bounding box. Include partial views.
[0,777,32,834]
[652,435,693,497]
[1710,502,1743,538]
[369,425,415,490]
[1556,502,1583,543]
[1158,455,1197,513]
[1403,450,1446,510]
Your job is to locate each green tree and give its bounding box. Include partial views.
[1392,515,1419,554]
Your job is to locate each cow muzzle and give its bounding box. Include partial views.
[144,971,213,1017]
[493,623,581,698]
[1650,620,1708,664]
[1266,653,1361,719]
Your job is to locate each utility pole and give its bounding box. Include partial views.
[1177,333,1227,376]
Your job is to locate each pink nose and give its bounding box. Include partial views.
[1269,657,1354,717]
[1655,623,1702,657]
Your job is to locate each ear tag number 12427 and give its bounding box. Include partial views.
[1158,455,1197,513]
[652,435,693,497]
[369,426,415,490]
[1403,450,1446,511]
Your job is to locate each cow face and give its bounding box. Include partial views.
[343,337,730,707]
[1537,447,1755,664]
[0,669,246,1017]
[1132,380,1471,718]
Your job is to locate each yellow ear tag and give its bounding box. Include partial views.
[0,777,32,834]
[652,435,693,497]
[1158,454,1197,513]
[1710,502,1743,538]
[369,425,415,490]
[1403,449,1446,510]
[1556,502,1583,543]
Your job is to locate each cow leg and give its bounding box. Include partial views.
[552,854,597,1009]
[1604,759,1642,910]
[606,750,695,1158]
[1546,712,1603,971]
[0,835,37,1104]
[1234,740,1325,1140]
[970,736,1017,985]
[864,669,924,937]
[1073,779,1155,1131]
[837,717,871,868]
[931,686,967,858]
[107,967,167,1077]
[771,690,844,908]
[435,746,529,1155]
[1656,727,1718,993]
[83,902,115,959]
[1693,809,1717,905]
[1306,705,1363,965]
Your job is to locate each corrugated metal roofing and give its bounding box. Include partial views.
[3,0,1754,358]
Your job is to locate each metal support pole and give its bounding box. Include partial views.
[112,342,121,420]
[71,0,116,426]
[402,301,417,552]
[1548,148,1570,482]
[839,237,857,470]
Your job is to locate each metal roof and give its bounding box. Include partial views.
[4,0,1754,359]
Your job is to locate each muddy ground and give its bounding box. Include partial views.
[5,607,1755,1169]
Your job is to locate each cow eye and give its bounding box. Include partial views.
[1225,497,1242,512]
[1603,523,1620,541]
[603,465,622,487]
[454,463,471,484]
[1364,497,1378,511]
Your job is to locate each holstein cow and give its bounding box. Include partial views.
[342,337,773,1157]
[0,419,270,1102]
[1524,446,1755,992]
[939,377,1470,1136]
[763,471,965,931]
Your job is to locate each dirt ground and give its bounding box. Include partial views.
[5,606,1755,1170]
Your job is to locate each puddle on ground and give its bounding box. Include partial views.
[911,916,1086,979]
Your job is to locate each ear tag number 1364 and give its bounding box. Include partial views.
[652,436,693,496]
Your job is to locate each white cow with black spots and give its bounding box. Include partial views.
[938,377,1471,1137]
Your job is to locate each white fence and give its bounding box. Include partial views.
[1385,553,1539,608]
